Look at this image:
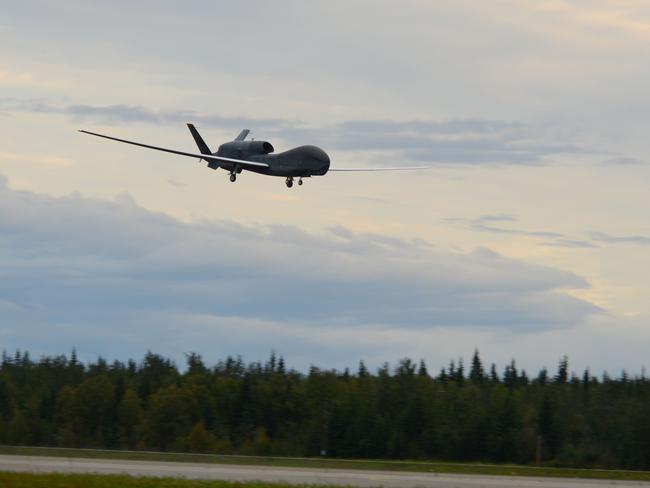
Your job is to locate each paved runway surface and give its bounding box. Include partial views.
[1,455,649,487]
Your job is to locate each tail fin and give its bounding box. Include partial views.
[234,129,250,142]
[187,123,212,154]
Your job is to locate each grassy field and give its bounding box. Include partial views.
[0,472,317,488]
[1,445,650,482]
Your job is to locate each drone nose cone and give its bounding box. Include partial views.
[319,148,330,163]
[319,149,330,165]
[304,145,329,163]
[283,145,331,175]
[309,146,330,173]
[295,145,329,174]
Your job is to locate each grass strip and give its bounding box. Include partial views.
[0,472,324,488]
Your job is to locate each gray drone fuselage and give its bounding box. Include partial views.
[214,140,330,178]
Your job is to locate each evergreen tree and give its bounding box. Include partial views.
[503,360,518,388]
[417,359,428,377]
[357,361,369,378]
[438,367,448,383]
[469,349,485,383]
[456,358,465,385]
[448,360,456,379]
[519,370,529,386]
[70,348,78,366]
[396,358,416,377]
[489,364,499,383]
[277,356,286,375]
[267,351,277,373]
[555,356,569,384]
[186,353,207,375]
[118,389,141,449]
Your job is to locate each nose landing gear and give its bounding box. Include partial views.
[229,173,236,182]
[298,178,303,186]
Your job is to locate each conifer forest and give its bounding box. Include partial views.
[1,350,649,470]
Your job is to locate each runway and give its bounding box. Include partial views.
[1,455,649,488]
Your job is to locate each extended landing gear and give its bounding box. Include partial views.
[229,165,241,183]
[285,177,305,188]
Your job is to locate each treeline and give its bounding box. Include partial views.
[0,349,649,470]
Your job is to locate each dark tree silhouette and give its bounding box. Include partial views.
[0,349,648,469]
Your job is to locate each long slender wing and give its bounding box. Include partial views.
[78,130,269,169]
[329,166,431,171]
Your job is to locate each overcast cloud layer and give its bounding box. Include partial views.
[0,176,598,354]
[2,176,647,374]
[1,1,649,373]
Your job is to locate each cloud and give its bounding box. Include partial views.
[0,70,34,86]
[531,1,650,41]
[0,99,584,166]
[447,214,565,239]
[446,215,606,249]
[590,231,650,245]
[317,120,582,165]
[540,239,599,249]
[0,98,286,131]
[0,152,73,167]
[475,214,517,223]
[0,2,648,373]
[0,174,601,365]
[602,156,647,165]
[166,179,187,189]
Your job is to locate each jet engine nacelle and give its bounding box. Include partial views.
[248,140,274,154]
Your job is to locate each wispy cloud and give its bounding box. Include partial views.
[166,179,187,189]
[590,231,650,245]
[540,239,599,249]
[446,215,605,250]
[475,214,517,223]
[0,99,585,166]
[0,98,286,130]
[602,156,647,166]
[447,214,564,239]
[0,152,73,167]
[0,70,34,86]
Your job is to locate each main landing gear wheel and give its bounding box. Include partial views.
[229,173,236,182]
[286,177,294,188]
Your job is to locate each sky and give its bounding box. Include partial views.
[1,1,649,376]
